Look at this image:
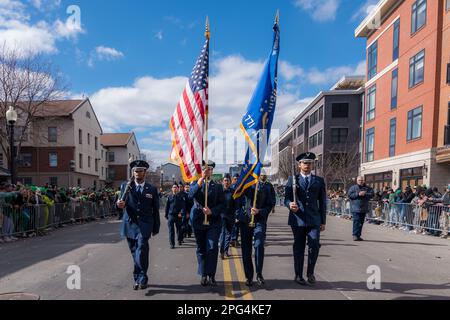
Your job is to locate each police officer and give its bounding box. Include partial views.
[117,160,160,290]
[189,160,225,286]
[237,172,273,287]
[181,184,194,238]
[284,152,326,286]
[165,183,185,249]
[219,174,238,260]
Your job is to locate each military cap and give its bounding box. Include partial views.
[296,152,317,163]
[130,160,150,171]
[223,174,231,180]
[233,174,240,179]
[202,160,216,169]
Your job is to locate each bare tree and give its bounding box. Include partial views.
[0,45,67,178]
[323,142,360,191]
[275,147,294,182]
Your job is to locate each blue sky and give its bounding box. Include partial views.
[0,0,377,170]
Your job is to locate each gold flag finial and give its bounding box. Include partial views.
[205,16,210,39]
[275,10,279,24]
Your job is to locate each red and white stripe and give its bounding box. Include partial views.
[170,82,208,182]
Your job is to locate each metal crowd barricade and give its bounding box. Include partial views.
[0,199,118,239]
[327,198,450,235]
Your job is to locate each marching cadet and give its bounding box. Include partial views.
[219,174,238,260]
[181,184,194,238]
[284,152,327,286]
[189,160,225,287]
[260,173,277,213]
[237,171,273,287]
[117,160,160,291]
[165,183,186,249]
[230,174,241,247]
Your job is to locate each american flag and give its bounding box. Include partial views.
[170,37,209,182]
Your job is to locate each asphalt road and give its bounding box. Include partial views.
[1,207,450,300]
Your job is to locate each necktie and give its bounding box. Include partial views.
[305,176,310,190]
[137,185,142,194]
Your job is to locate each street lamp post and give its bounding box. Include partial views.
[160,169,164,188]
[6,106,18,185]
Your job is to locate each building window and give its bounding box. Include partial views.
[297,122,304,137]
[86,111,91,119]
[309,110,319,128]
[108,168,116,180]
[447,0,450,11]
[102,167,104,176]
[19,177,32,186]
[409,50,425,88]
[389,118,397,157]
[87,133,91,145]
[88,156,91,168]
[366,85,376,121]
[368,41,378,80]
[407,106,423,141]
[319,106,324,121]
[332,103,349,118]
[411,0,427,34]
[365,128,375,162]
[107,152,115,162]
[79,153,83,169]
[101,150,104,159]
[95,137,98,150]
[391,69,398,109]
[365,171,393,190]
[49,177,58,187]
[48,127,57,143]
[49,152,58,168]
[393,19,400,61]
[95,159,99,172]
[309,130,323,149]
[18,153,32,167]
[77,178,81,187]
[0,153,3,166]
[79,129,82,144]
[331,128,348,144]
[400,167,424,189]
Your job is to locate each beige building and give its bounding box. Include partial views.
[100,133,141,189]
[0,99,142,190]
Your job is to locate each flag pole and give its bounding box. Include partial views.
[203,16,210,226]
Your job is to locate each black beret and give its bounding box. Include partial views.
[130,160,150,170]
[296,152,317,163]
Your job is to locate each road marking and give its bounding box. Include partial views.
[222,255,234,300]
[230,247,253,300]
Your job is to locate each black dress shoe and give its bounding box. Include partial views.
[307,274,316,285]
[256,274,265,285]
[295,276,307,286]
[170,244,175,249]
[209,276,217,286]
[139,284,149,290]
[133,283,139,290]
[358,237,364,241]
[245,279,253,287]
[220,253,225,260]
[201,276,208,287]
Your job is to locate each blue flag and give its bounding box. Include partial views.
[233,19,280,199]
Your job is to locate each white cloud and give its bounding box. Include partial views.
[306,60,365,85]
[87,46,124,67]
[90,55,363,169]
[154,30,163,40]
[0,0,84,57]
[294,0,340,22]
[29,0,61,11]
[352,0,379,22]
